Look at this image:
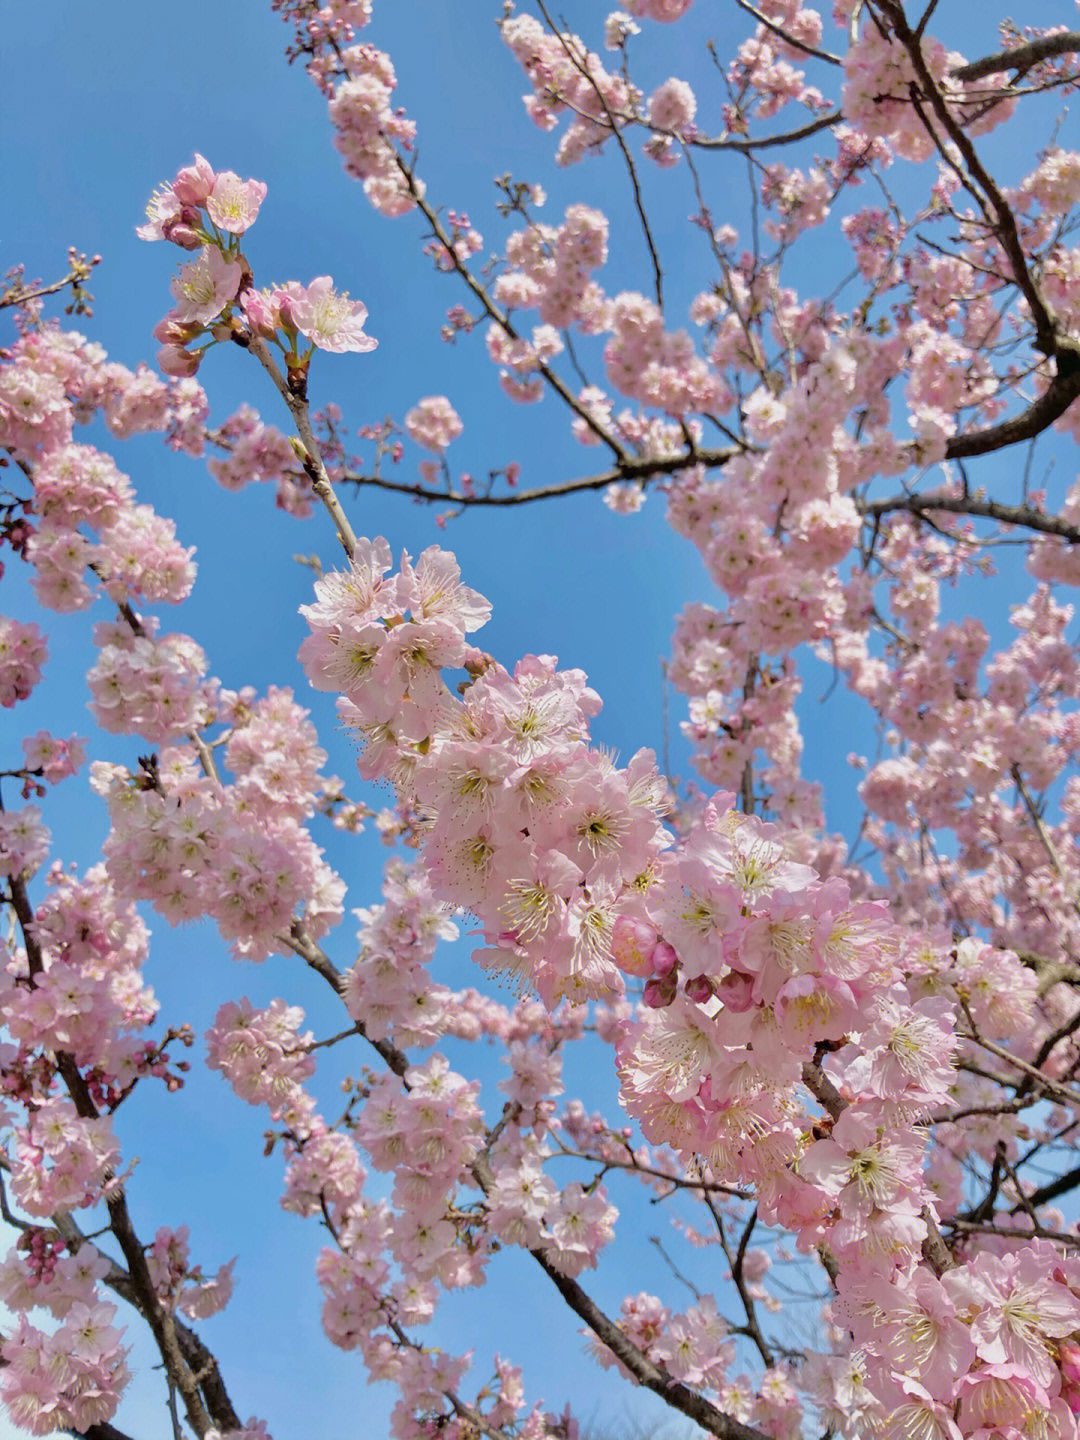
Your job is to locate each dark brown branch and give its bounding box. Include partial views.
[467,1155,767,1440]
[1016,1160,1080,1214]
[64,1423,137,1440]
[15,1200,242,1437]
[283,920,410,1078]
[528,1243,769,1440]
[942,364,1080,459]
[801,1060,845,1119]
[803,1059,951,1273]
[952,31,1080,82]
[693,109,840,152]
[5,879,237,1437]
[858,489,1080,543]
[726,1207,775,1367]
[878,0,1061,359]
[340,442,739,507]
[950,1219,1080,1247]
[5,871,44,978]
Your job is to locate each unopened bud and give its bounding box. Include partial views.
[683,974,715,1004]
[611,916,658,977]
[650,940,678,979]
[643,969,678,1009]
[157,344,201,378]
[715,969,755,1012]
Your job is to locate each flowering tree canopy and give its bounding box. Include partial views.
[5,2,1080,1438]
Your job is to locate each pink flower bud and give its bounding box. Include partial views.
[683,974,714,1004]
[611,916,658,977]
[172,153,216,206]
[163,207,205,250]
[157,345,201,378]
[650,940,678,979]
[153,312,203,345]
[715,969,755,1012]
[1060,1339,1080,1385]
[643,970,678,1009]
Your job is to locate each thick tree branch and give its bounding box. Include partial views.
[858,489,1080,543]
[877,0,1062,360]
[1016,1160,1080,1214]
[0,1165,243,1436]
[529,1242,769,1440]
[5,879,238,1437]
[942,366,1080,459]
[803,1059,952,1273]
[470,1155,768,1440]
[952,31,1080,82]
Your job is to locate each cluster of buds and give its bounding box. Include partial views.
[610,915,700,1007]
[15,1227,66,1289]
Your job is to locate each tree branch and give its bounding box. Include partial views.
[283,920,410,1078]
[733,0,842,65]
[340,442,740,507]
[392,156,630,459]
[877,0,1062,360]
[693,109,841,152]
[245,334,358,561]
[467,1152,767,1440]
[858,489,1080,543]
[5,878,239,1437]
[535,0,664,306]
[951,30,1080,82]
[942,365,1080,459]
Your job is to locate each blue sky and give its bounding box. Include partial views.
[3,1,1079,1437]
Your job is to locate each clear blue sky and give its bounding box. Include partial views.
[3,2,1077,1437]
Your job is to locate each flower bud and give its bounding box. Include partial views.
[163,207,205,250]
[714,969,755,1012]
[650,940,678,979]
[683,974,715,1004]
[1060,1339,1080,1385]
[643,969,678,1009]
[611,916,658,977]
[157,344,201,378]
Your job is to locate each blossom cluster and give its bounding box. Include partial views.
[0,1244,129,1437]
[500,15,641,166]
[139,155,376,373]
[7,1,1080,1436]
[494,205,609,331]
[91,690,344,960]
[296,529,1080,1431]
[326,44,419,216]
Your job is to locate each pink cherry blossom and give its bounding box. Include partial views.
[288,276,377,353]
[169,246,242,325]
[206,170,268,234]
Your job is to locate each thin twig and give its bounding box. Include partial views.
[733,0,842,64]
